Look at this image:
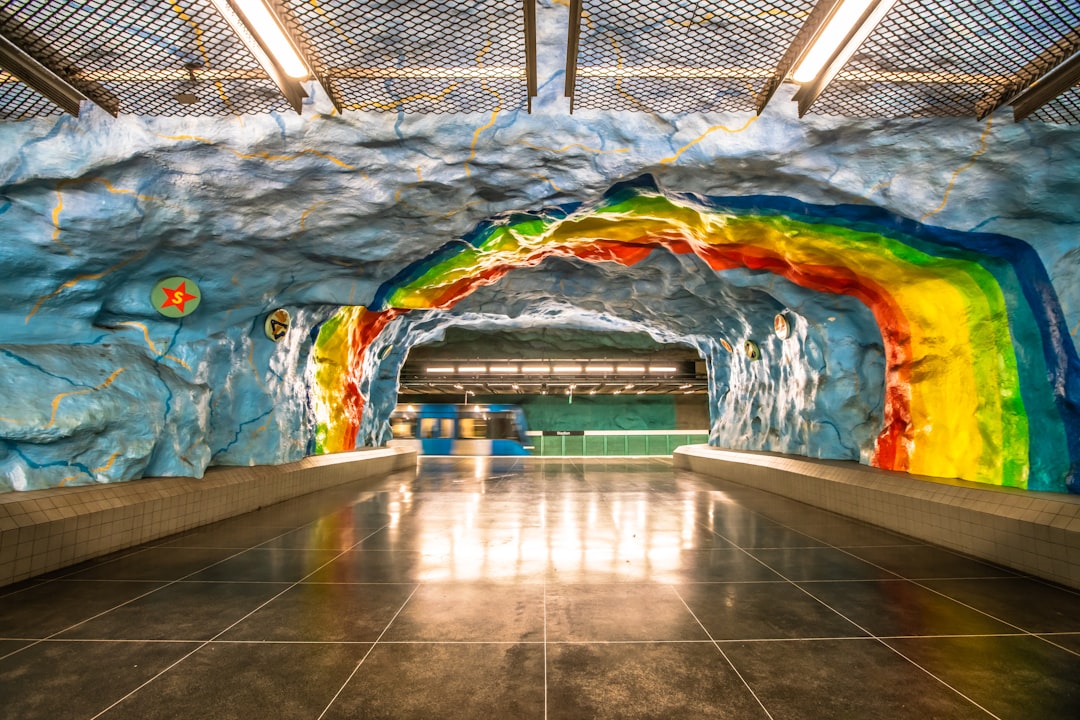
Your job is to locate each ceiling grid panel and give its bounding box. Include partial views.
[566,0,816,113]
[282,0,531,114]
[807,0,1080,119]
[0,0,292,117]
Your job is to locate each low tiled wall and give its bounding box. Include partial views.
[674,446,1080,590]
[0,448,416,588]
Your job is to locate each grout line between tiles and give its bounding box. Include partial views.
[668,584,775,720]
[745,499,1079,659]
[317,583,422,720]
[692,514,1003,719]
[81,522,392,719]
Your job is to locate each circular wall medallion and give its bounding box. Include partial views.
[264,308,291,341]
[744,340,761,361]
[720,338,733,353]
[151,276,201,318]
[774,313,790,339]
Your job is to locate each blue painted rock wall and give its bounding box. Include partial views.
[1,3,1078,491]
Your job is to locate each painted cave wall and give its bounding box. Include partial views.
[2,55,1079,492]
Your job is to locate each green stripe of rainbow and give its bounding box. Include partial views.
[312,182,1078,492]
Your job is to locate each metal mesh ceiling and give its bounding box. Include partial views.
[0,68,61,120]
[0,1,1078,123]
[568,0,816,114]
[805,0,1080,119]
[283,0,530,114]
[1031,85,1080,124]
[0,0,292,117]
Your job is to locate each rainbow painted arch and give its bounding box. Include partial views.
[312,176,1080,493]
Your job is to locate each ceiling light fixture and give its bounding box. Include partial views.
[617,365,646,373]
[208,0,312,112]
[489,365,518,373]
[458,365,486,373]
[790,0,898,115]
[553,364,582,373]
[649,366,677,373]
[522,365,550,373]
[426,367,454,373]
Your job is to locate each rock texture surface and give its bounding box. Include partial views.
[1,7,1079,492]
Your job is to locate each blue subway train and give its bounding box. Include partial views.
[388,403,533,455]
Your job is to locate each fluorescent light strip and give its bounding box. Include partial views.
[488,365,518,373]
[792,0,897,84]
[617,366,646,373]
[649,366,677,373]
[522,365,550,373]
[228,0,309,78]
[458,365,487,373]
[586,365,614,373]
[426,367,454,373]
[553,365,582,373]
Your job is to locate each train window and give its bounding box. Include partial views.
[391,416,416,439]
[458,416,488,439]
[420,418,438,438]
[420,418,455,438]
[488,413,518,440]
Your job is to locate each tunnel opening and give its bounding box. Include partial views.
[307,176,1080,492]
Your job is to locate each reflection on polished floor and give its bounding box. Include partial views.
[1,457,1079,719]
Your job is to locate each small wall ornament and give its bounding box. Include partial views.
[774,313,790,339]
[744,340,761,361]
[264,308,291,341]
[151,276,201,318]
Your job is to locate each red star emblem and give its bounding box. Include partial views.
[160,281,198,313]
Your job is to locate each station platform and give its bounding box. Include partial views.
[1,456,1077,719]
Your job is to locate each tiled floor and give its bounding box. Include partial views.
[1,457,1079,719]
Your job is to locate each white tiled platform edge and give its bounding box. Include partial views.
[674,445,1080,590]
[0,448,416,588]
